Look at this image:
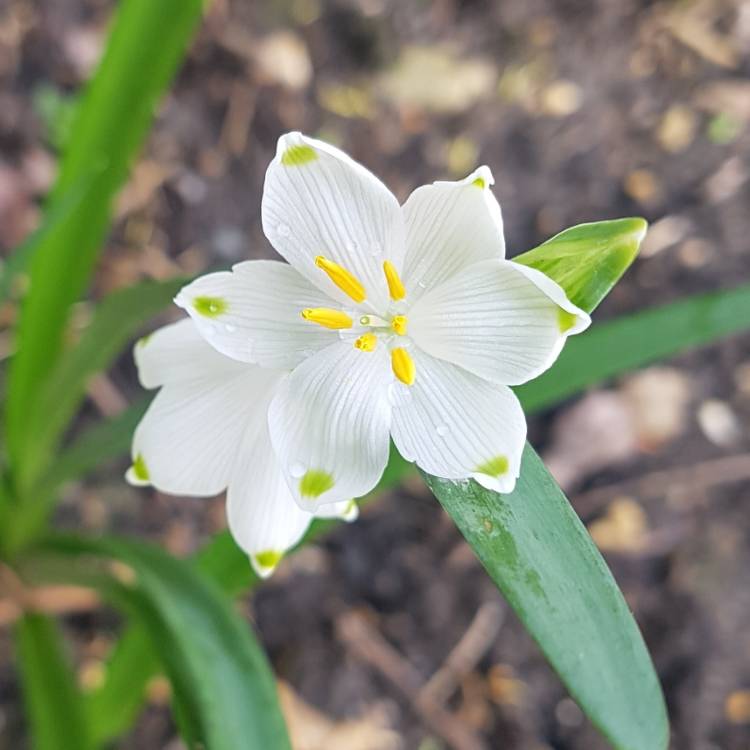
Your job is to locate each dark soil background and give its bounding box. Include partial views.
[1,0,750,748]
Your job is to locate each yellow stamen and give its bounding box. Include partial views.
[383,260,406,301]
[391,315,408,336]
[315,255,366,303]
[301,308,353,330]
[391,347,415,385]
[354,332,377,352]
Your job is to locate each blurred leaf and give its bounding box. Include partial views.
[423,448,668,750]
[81,440,411,744]
[5,399,151,555]
[517,281,750,413]
[0,169,101,310]
[15,613,92,750]
[38,398,151,495]
[37,535,292,750]
[513,218,646,312]
[5,0,202,486]
[84,625,159,746]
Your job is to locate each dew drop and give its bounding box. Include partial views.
[417,280,427,289]
[224,323,237,333]
[345,240,359,253]
[436,423,449,437]
[277,223,291,237]
[290,462,306,478]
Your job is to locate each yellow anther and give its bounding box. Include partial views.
[391,315,408,336]
[383,260,406,301]
[354,333,378,352]
[391,347,415,385]
[301,308,353,330]
[315,256,366,303]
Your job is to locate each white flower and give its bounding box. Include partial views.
[126,319,357,578]
[127,132,589,575]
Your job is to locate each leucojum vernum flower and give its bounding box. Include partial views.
[127,132,590,577]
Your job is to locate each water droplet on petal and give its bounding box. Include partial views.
[277,223,291,237]
[224,323,237,333]
[417,280,427,289]
[345,240,359,254]
[436,423,449,437]
[290,462,306,478]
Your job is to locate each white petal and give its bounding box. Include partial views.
[227,398,313,578]
[390,348,526,493]
[169,365,358,578]
[315,499,360,522]
[175,260,338,368]
[129,333,282,496]
[268,341,392,509]
[402,166,505,301]
[261,132,404,311]
[134,318,235,389]
[408,258,590,386]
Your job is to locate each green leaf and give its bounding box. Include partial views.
[5,0,202,485]
[36,535,292,750]
[38,398,151,495]
[5,399,151,556]
[0,168,101,310]
[79,443,412,745]
[517,281,750,413]
[14,613,92,750]
[423,448,668,750]
[84,623,161,746]
[513,217,646,312]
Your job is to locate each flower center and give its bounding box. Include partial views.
[301,257,416,385]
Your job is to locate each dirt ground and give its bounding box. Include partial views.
[1,0,750,748]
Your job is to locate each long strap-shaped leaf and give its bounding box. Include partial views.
[15,613,92,750]
[517,280,750,412]
[34,535,292,750]
[5,0,202,486]
[424,451,668,750]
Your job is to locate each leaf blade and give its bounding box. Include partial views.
[5,0,202,483]
[37,535,292,750]
[424,448,669,750]
[14,613,93,750]
[517,281,750,412]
